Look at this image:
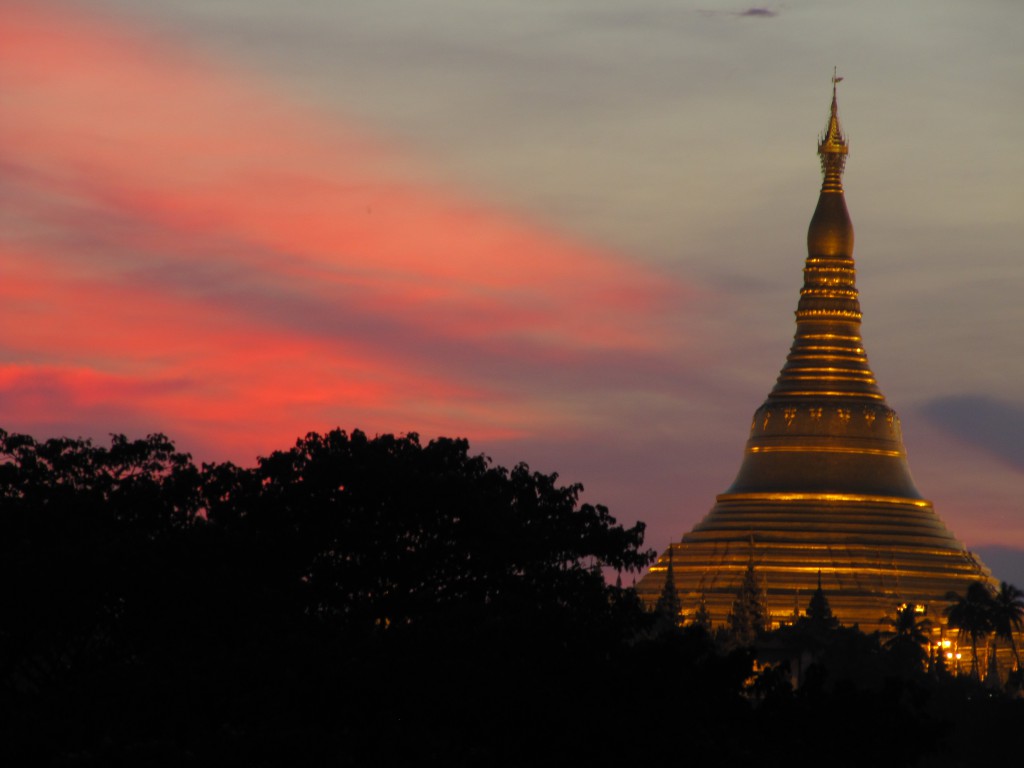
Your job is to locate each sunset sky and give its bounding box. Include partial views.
[2,0,1022,580]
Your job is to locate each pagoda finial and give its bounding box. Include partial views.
[818,69,848,192]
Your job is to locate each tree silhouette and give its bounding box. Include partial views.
[989,581,1024,671]
[945,581,996,678]
[202,429,654,635]
[0,430,200,695]
[692,593,713,632]
[883,603,932,675]
[0,427,665,764]
[7,425,1023,765]
[728,563,768,646]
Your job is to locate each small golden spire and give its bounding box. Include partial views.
[771,74,874,401]
[818,68,849,192]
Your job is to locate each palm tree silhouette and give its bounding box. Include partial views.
[944,582,995,678]
[989,581,1024,671]
[883,603,932,673]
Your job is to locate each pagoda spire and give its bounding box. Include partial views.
[723,75,923,499]
[654,546,682,630]
[767,73,879,402]
[818,68,849,193]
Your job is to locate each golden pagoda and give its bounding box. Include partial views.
[638,76,994,634]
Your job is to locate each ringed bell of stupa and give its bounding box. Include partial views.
[637,78,994,633]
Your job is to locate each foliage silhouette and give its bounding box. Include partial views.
[0,428,664,764]
[883,603,933,676]
[202,429,654,633]
[692,593,712,633]
[727,563,768,646]
[3,426,1024,766]
[944,581,996,678]
[990,581,1024,670]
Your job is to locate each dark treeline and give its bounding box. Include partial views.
[0,429,1020,767]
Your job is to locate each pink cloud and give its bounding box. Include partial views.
[0,0,691,462]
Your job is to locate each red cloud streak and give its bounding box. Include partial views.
[0,0,688,462]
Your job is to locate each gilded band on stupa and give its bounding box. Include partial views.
[637,74,994,633]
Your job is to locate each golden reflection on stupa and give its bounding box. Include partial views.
[638,75,994,634]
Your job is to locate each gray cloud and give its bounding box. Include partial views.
[696,6,778,19]
[918,395,1024,472]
